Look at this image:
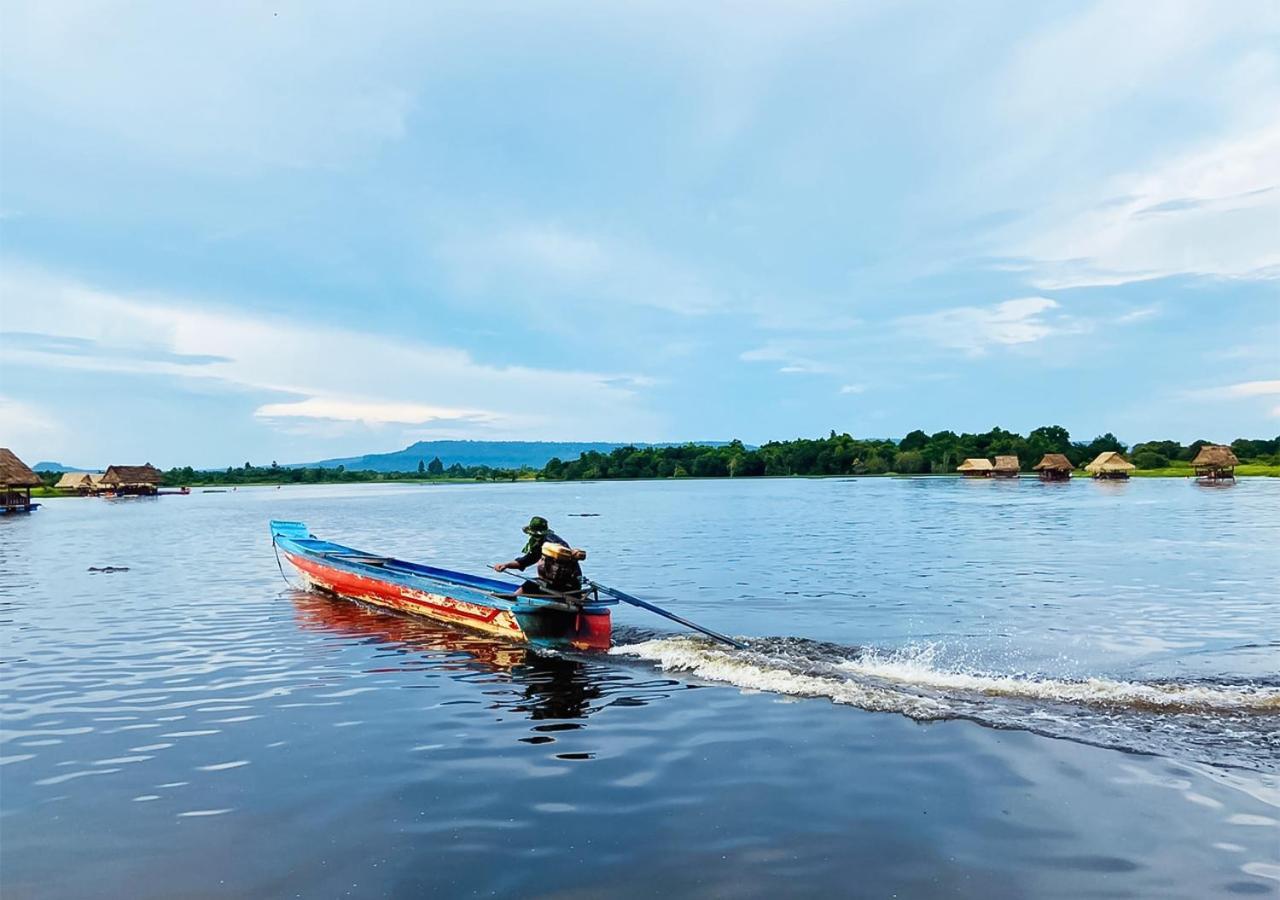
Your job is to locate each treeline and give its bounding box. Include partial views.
[160,457,535,486]
[542,428,1280,480]
[149,430,1280,486]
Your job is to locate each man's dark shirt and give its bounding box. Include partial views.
[514,530,582,591]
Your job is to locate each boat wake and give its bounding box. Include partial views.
[610,636,1280,771]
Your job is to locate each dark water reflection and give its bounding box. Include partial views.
[291,594,685,730]
[2,480,1278,898]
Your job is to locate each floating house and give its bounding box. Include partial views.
[55,471,89,491]
[1084,451,1136,480]
[1033,453,1074,481]
[1190,445,1239,482]
[102,464,165,495]
[55,471,106,494]
[992,455,1021,478]
[955,458,994,477]
[0,448,44,513]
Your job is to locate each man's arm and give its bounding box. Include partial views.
[493,545,540,573]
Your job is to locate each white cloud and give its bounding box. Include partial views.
[0,266,660,440]
[896,297,1083,356]
[1114,306,1160,325]
[1010,123,1280,289]
[254,398,498,427]
[0,395,67,457]
[1222,380,1280,400]
[1187,380,1280,418]
[740,341,837,375]
[838,383,866,394]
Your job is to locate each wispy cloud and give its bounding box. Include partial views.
[1114,305,1160,325]
[838,383,866,395]
[1187,379,1280,418]
[896,297,1084,356]
[1009,123,1280,289]
[254,398,499,428]
[0,266,660,440]
[0,395,66,456]
[1221,380,1280,398]
[739,341,838,375]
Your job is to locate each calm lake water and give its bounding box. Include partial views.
[2,477,1278,898]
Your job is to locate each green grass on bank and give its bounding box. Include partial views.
[1130,464,1280,478]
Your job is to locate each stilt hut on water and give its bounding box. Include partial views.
[102,464,164,496]
[55,471,89,491]
[1084,451,1136,480]
[955,458,994,477]
[56,472,105,494]
[1033,453,1074,481]
[992,455,1021,478]
[1,449,44,513]
[1190,445,1239,482]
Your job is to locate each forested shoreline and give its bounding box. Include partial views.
[35,427,1273,488]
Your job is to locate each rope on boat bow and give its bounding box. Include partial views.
[272,538,301,591]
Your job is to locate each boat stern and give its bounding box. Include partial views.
[572,608,612,651]
[515,604,613,651]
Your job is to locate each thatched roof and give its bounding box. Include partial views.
[1084,451,1135,473]
[992,455,1020,472]
[955,458,993,472]
[1033,453,1074,471]
[1190,445,1239,468]
[102,464,164,486]
[55,472,94,489]
[0,449,43,487]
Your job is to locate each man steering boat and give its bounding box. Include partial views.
[492,516,587,599]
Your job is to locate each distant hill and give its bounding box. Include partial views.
[33,461,96,472]
[294,440,733,472]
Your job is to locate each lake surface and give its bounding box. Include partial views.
[2,477,1278,898]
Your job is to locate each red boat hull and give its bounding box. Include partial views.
[284,551,611,650]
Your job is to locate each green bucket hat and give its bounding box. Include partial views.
[522,515,549,535]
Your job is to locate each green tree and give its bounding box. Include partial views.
[899,429,929,452]
[893,450,926,474]
[1133,450,1169,469]
[418,459,426,475]
[1086,433,1126,456]
[428,456,444,475]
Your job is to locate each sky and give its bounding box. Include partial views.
[1,1,1277,468]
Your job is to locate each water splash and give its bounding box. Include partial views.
[611,636,1280,770]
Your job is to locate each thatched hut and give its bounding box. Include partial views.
[56,471,100,494]
[1190,445,1239,482]
[102,464,164,495]
[992,455,1021,478]
[1084,451,1136,480]
[1,448,44,513]
[955,458,993,477]
[1033,453,1074,481]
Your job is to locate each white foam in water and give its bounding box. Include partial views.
[838,644,1280,713]
[611,638,946,718]
[611,638,1280,716]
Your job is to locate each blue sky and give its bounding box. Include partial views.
[1,1,1277,468]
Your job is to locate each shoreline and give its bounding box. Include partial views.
[30,467,1279,498]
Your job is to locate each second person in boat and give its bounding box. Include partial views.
[492,515,587,599]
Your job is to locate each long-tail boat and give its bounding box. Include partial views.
[270,520,615,650]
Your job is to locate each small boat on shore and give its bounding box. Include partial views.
[269,520,615,650]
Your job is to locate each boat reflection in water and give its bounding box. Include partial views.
[290,592,686,727]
